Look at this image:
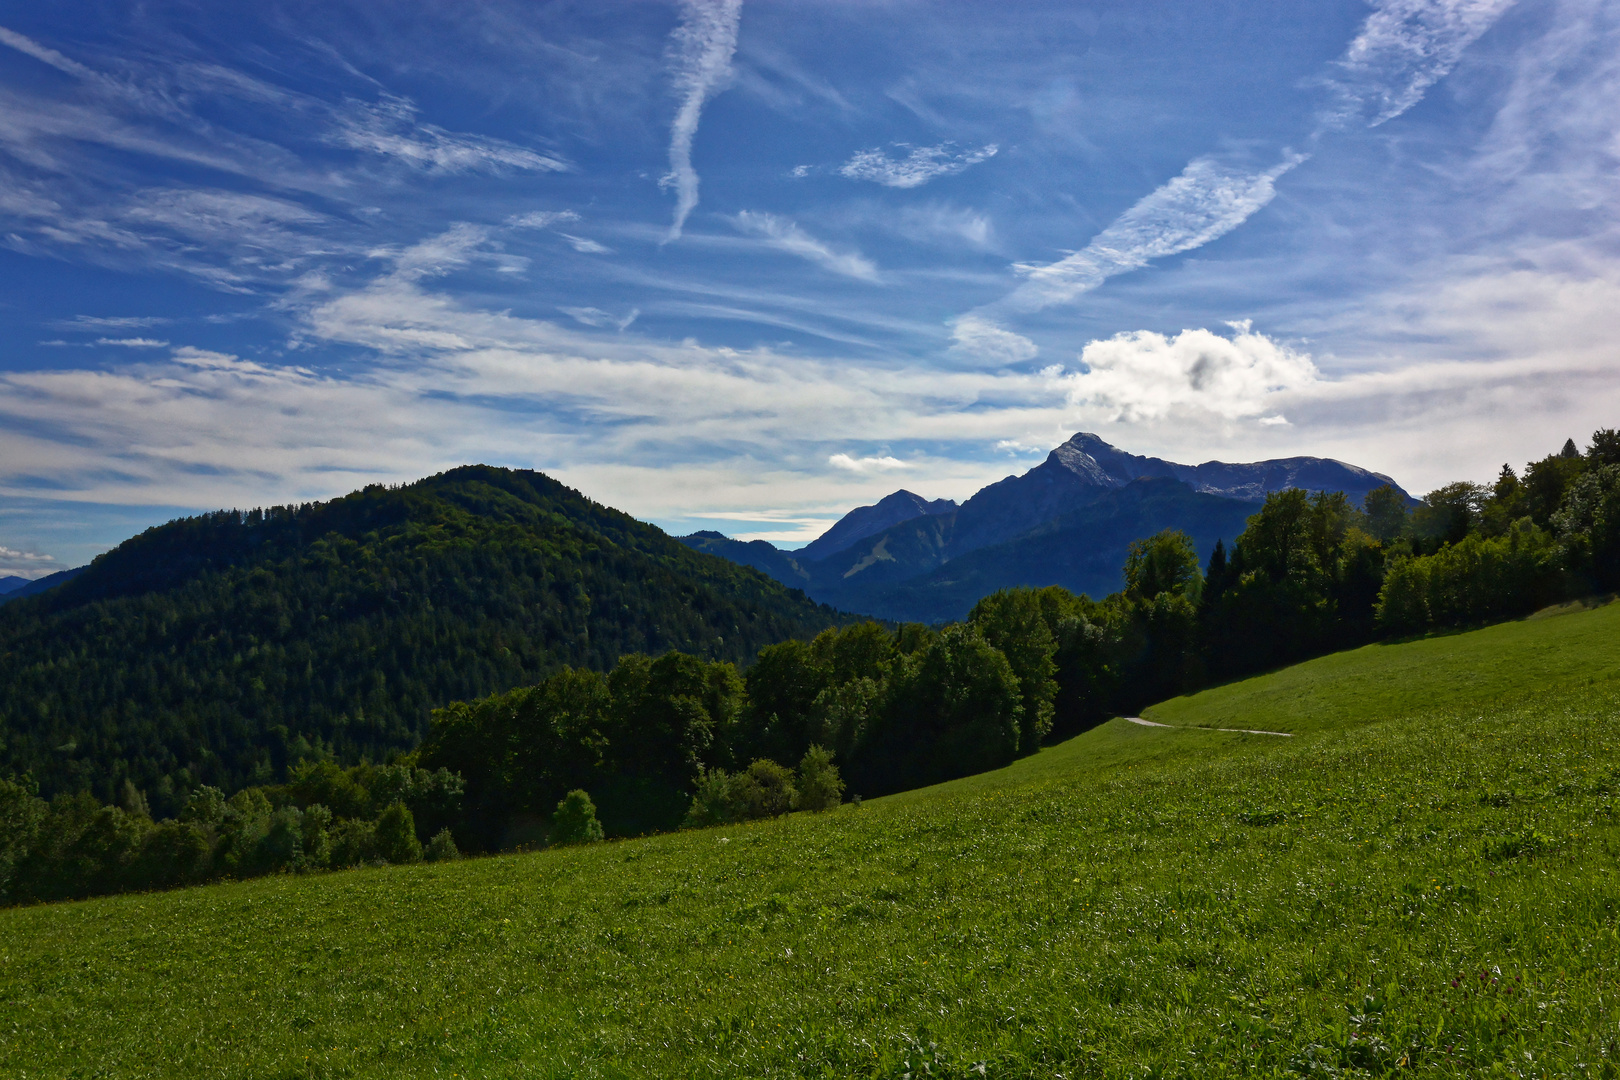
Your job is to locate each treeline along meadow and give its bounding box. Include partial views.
[1,429,1616,905]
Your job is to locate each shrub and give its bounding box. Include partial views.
[728,759,796,820]
[550,790,604,846]
[328,818,376,867]
[179,786,226,826]
[423,828,460,862]
[374,802,422,864]
[794,746,843,812]
[682,768,735,829]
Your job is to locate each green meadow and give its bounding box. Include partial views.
[3,603,1619,1078]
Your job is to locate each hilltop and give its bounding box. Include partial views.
[0,466,840,808]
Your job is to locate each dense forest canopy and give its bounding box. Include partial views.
[0,466,841,811]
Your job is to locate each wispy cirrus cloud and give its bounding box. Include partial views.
[329,95,569,174]
[508,210,581,229]
[1319,0,1519,130]
[948,314,1037,365]
[661,0,744,241]
[0,25,572,294]
[994,152,1306,315]
[559,306,639,330]
[838,142,998,189]
[95,337,168,347]
[972,0,1516,324]
[557,233,613,254]
[732,211,880,281]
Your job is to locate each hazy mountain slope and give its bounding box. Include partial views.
[852,479,1258,622]
[796,490,957,562]
[0,466,841,804]
[0,567,85,604]
[677,532,813,590]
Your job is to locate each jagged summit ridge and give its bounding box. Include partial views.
[1045,432,1405,503]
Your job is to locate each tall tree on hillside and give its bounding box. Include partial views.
[1412,483,1486,549]
[969,590,1058,755]
[1362,485,1409,542]
[1523,450,1585,526]
[854,624,1022,796]
[1203,490,1376,677]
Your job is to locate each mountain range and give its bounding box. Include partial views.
[682,432,1409,622]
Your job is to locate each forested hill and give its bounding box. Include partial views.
[0,466,841,808]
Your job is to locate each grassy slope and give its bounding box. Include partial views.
[1145,597,1620,735]
[3,607,1619,1078]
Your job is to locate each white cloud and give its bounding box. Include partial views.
[559,306,639,330]
[508,210,581,229]
[60,315,169,329]
[661,0,744,241]
[0,25,98,81]
[948,315,1037,365]
[557,233,613,254]
[838,142,999,189]
[0,545,58,579]
[329,95,569,174]
[95,337,168,348]
[829,453,909,473]
[732,211,880,281]
[1320,0,1518,130]
[1066,325,1320,422]
[996,153,1306,314]
[898,204,993,248]
[1,246,1615,530]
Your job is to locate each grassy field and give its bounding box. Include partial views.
[3,605,1618,1078]
[1143,596,1620,736]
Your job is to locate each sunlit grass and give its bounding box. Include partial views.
[2,605,1618,1077]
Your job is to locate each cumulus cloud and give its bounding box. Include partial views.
[838,142,999,189]
[733,211,880,281]
[95,337,168,347]
[828,453,909,472]
[1320,0,1518,130]
[997,153,1306,314]
[1065,324,1319,423]
[948,315,1037,365]
[661,0,744,241]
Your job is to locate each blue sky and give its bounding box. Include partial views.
[2,0,1617,573]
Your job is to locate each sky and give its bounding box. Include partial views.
[2,0,1618,574]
